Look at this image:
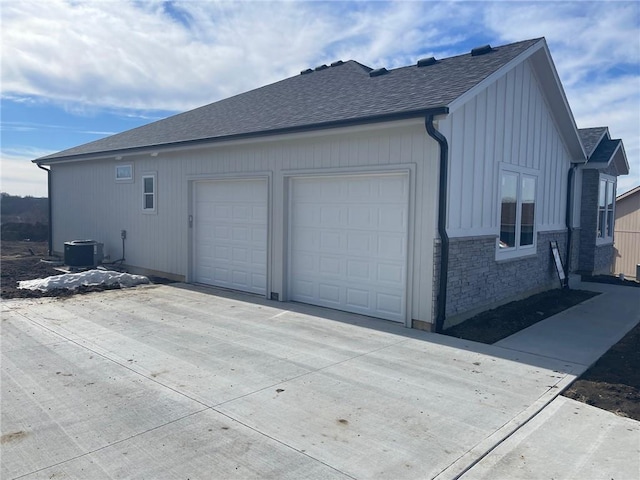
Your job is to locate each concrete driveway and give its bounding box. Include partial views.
[0,283,634,479]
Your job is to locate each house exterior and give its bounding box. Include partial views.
[34,37,628,331]
[612,186,640,280]
[575,128,630,276]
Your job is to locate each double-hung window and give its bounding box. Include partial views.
[498,168,537,257]
[142,173,157,213]
[597,176,615,243]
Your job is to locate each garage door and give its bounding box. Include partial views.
[289,173,409,322]
[194,179,267,295]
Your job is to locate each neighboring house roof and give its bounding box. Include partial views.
[578,127,608,157]
[617,185,640,202]
[578,127,630,176]
[36,37,584,164]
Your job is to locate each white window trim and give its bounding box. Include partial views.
[142,172,157,214]
[496,165,539,260]
[596,174,615,245]
[115,164,133,183]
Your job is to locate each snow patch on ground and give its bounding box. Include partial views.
[18,269,150,291]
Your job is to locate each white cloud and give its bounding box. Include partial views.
[1,148,51,197]
[1,0,475,111]
[1,0,638,196]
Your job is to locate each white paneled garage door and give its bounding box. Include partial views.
[194,179,268,295]
[289,173,409,322]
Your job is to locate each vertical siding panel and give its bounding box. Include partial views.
[503,70,514,164]
[473,91,486,229]
[461,102,475,229]
[494,76,506,164]
[549,130,558,226]
[511,65,522,165]
[519,64,531,167]
[484,82,498,228]
[539,115,549,225]
[526,69,536,170]
[532,84,542,171]
[448,110,465,230]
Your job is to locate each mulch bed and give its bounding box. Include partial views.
[564,322,640,420]
[443,289,599,344]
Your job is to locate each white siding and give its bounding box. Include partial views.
[441,59,572,237]
[50,120,439,324]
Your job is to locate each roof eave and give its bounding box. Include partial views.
[33,106,450,165]
[447,38,586,163]
[616,185,640,201]
[529,40,586,162]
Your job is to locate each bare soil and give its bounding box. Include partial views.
[1,241,119,298]
[2,241,638,420]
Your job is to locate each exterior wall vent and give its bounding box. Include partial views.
[64,240,104,267]
[314,64,329,71]
[417,57,437,67]
[330,60,344,67]
[471,44,493,56]
[369,67,388,78]
[300,68,313,75]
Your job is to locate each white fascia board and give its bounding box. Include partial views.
[448,39,585,164]
[529,43,586,162]
[34,118,427,166]
[617,185,640,201]
[447,39,545,112]
[614,141,630,175]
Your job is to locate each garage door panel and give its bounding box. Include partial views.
[194,179,267,295]
[290,173,408,322]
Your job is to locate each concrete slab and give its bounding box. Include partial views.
[16,409,350,480]
[496,284,640,366]
[217,336,579,480]
[2,282,637,479]
[459,396,640,480]
[1,315,205,479]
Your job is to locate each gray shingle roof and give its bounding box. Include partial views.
[38,38,543,163]
[578,127,608,157]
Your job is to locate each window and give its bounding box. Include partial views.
[115,164,133,182]
[142,173,156,213]
[597,177,615,243]
[499,169,537,256]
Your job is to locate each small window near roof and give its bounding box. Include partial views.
[142,173,156,213]
[115,164,133,182]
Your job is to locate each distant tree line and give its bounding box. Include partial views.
[1,193,49,241]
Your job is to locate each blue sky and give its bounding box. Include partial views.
[2,0,639,197]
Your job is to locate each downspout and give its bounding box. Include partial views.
[37,163,53,257]
[425,114,449,333]
[564,164,578,288]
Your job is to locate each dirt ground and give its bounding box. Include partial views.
[1,241,119,298]
[2,241,638,420]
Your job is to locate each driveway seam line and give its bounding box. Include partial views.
[211,337,412,408]
[11,408,211,480]
[491,345,589,367]
[11,308,395,480]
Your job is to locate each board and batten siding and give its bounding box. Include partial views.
[440,58,571,237]
[50,120,440,324]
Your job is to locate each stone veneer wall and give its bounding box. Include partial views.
[432,230,568,329]
[578,166,618,275]
[592,244,614,275]
[578,169,599,273]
